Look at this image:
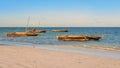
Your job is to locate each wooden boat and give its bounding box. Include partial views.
[33,30,46,33]
[6,32,38,37]
[57,35,88,42]
[52,30,68,32]
[57,35,102,41]
[86,34,104,40]
[26,29,46,33]
[63,38,88,41]
[26,20,46,33]
[86,36,101,40]
[6,17,38,37]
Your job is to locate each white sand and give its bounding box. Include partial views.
[0,46,120,68]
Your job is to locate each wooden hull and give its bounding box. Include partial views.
[26,30,46,33]
[57,35,101,42]
[52,30,68,32]
[57,35,87,40]
[34,30,46,33]
[63,38,88,42]
[57,35,88,42]
[6,32,38,37]
[86,36,101,40]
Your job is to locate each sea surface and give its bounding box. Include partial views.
[0,27,120,49]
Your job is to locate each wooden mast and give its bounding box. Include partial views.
[26,16,30,31]
[38,20,40,29]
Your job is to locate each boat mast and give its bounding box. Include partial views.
[26,16,30,31]
[38,20,40,29]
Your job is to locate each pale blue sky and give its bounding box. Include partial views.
[0,0,120,27]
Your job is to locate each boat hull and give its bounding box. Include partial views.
[26,30,46,33]
[52,30,68,32]
[6,32,38,37]
[57,35,102,42]
[57,35,88,42]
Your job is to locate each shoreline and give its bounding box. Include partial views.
[37,45,120,59]
[1,40,120,53]
[0,45,120,68]
[54,45,120,53]
[1,42,120,59]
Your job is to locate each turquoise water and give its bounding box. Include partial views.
[0,27,120,48]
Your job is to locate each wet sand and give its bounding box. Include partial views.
[0,45,120,68]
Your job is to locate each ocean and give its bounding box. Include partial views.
[0,27,120,49]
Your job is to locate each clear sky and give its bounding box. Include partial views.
[0,0,120,27]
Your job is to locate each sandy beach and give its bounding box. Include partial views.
[0,45,120,68]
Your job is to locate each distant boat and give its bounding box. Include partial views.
[57,35,102,41]
[26,28,46,33]
[52,30,68,32]
[26,20,46,33]
[6,17,38,37]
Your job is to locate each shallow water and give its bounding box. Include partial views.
[37,46,120,59]
[1,42,120,59]
[0,27,120,48]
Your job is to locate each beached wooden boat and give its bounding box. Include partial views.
[6,32,38,37]
[52,30,68,32]
[57,35,102,41]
